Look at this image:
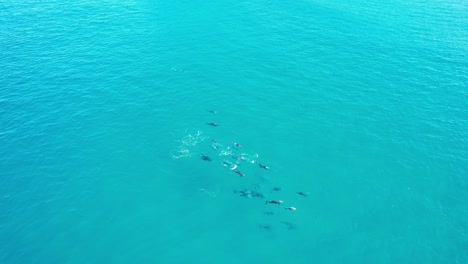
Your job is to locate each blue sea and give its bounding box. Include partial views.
[1,0,467,263]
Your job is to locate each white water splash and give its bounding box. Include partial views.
[171,130,207,159]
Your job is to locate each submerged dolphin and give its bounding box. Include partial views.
[200,154,212,161]
[265,200,283,205]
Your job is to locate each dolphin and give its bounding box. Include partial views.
[200,154,212,161]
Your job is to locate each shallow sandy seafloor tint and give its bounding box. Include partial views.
[0,0,467,263]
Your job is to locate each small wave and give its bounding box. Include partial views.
[199,188,217,197]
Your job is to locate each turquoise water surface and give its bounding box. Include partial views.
[1,0,467,263]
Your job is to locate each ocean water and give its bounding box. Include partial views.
[1,0,467,263]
